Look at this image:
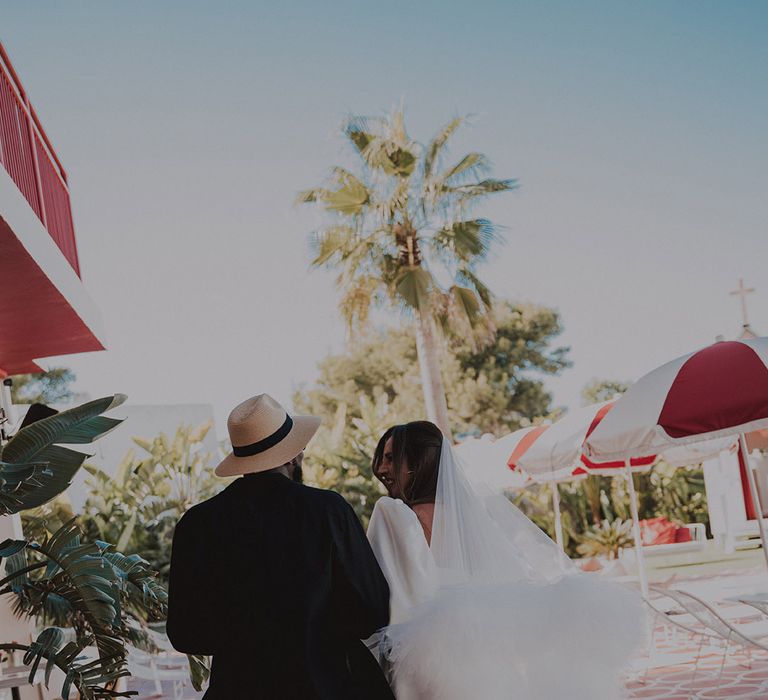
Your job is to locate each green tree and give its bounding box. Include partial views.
[450,304,570,435]
[580,378,630,406]
[295,301,569,520]
[299,109,517,437]
[9,367,79,404]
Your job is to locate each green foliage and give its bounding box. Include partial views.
[580,378,630,406]
[576,518,635,560]
[450,303,571,435]
[19,496,76,545]
[296,302,570,520]
[513,465,709,558]
[299,397,389,526]
[79,422,222,582]
[645,461,709,529]
[1,395,125,515]
[9,367,79,405]
[0,395,169,698]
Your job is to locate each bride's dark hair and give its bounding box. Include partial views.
[372,421,443,505]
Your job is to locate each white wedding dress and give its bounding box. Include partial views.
[367,440,647,700]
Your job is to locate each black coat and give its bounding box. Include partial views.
[167,472,394,699]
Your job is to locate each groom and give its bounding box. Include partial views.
[167,394,394,699]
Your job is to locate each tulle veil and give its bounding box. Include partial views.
[431,437,572,584]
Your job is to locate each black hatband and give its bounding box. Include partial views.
[233,415,293,457]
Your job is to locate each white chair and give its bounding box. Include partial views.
[126,645,189,700]
[650,585,768,698]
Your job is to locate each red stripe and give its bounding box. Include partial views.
[580,452,656,471]
[507,425,549,470]
[584,401,616,439]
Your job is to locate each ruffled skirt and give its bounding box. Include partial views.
[384,574,647,700]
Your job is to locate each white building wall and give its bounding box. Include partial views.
[703,448,768,551]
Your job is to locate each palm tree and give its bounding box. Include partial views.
[299,109,516,437]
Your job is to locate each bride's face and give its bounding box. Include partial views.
[377,436,410,499]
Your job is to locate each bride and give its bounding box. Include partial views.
[367,421,646,700]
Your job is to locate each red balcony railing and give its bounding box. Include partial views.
[0,42,80,277]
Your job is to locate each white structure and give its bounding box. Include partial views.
[704,448,768,552]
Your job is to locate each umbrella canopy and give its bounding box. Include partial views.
[514,401,655,479]
[660,435,737,468]
[583,339,768,462]
[583,337,768,574]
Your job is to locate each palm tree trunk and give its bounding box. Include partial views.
[414,311,452,439]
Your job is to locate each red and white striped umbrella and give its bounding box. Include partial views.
[583,339,768,462]
[511,401,655,479]
[584,338,768,571]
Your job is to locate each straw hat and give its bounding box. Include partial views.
[215,394,321,477]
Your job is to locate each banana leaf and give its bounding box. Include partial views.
[0,395,125,514]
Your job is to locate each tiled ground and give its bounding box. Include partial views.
[127,567,768,699]
[626,623,768,699]
[128,645,768,700]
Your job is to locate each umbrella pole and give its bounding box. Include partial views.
[551,481,564,549]
[625,459,649,598]
[739,433,768,570]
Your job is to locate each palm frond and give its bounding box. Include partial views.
[343,111,417,178]
[23,626,64,687]
[322,171,371,215]
[0,538,27,557]
[440,152,488,183]
[309,225,358,266]
[28,519,124,660]
[298,168,372,216]
[295,188,326,204]
[457,267,493,308]
[361,138,417,178]
[0,545,40,592]
[337,274,382,331]
[342,115,378,156]
[122,623,160,654]
[424,117,464,179]
[448,178,518,202]
[389,109,409,144]
[0,395,125,514]
[103,550,168,620]
[2,634,132,700]
[450,286,482,327]
[394,267,434,312]
[433,219,499,263]
[0,462,57,515]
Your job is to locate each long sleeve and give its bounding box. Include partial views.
[330,496,391,639]
[367,497,438,624]
[166,510,219,655]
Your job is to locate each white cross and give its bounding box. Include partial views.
[730,278,755,328]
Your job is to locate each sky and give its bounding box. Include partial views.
[2,1,767,434]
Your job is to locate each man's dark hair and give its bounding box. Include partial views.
[372,421,442,505]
